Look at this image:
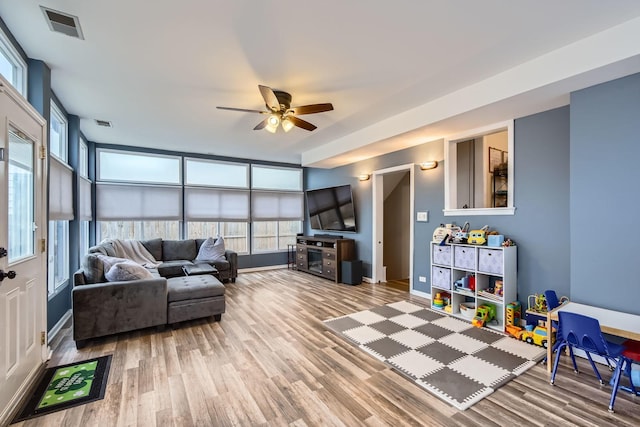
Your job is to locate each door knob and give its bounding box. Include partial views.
[0,270,16,281]
[0,247,6,258]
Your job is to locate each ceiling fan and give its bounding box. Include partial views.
[217,85,333,133]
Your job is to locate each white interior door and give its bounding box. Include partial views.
[0,78,48,424]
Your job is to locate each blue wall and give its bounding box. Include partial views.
[306,105,571,304]
[570,73,640,314]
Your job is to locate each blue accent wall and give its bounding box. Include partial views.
[306,106,571,304]
[570,73,640,314]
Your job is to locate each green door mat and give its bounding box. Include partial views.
[12,355,112,423]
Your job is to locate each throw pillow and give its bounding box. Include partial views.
[105,260,154,282]
[195,236,226,261]
[97,254,129,273]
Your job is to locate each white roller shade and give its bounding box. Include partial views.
[96,183,182,220]
[184,187,250,221]
[251,191,303,221]
[49,156,74,220]
[79,176,92,221]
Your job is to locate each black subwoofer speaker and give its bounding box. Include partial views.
[341,260,362,285]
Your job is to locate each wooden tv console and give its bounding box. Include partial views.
[295,236,355,283]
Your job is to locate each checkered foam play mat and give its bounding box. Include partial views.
[324,301,546,410]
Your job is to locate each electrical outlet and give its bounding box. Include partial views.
[416,211,428,222]
[418,276,427,282]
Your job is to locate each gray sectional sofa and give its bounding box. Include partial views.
[71,238,237,348]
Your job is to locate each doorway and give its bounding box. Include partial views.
[372,164,414,292]
[0,80,48,424]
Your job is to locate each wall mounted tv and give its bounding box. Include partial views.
[306,184,357,232]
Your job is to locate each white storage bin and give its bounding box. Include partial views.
[454,246,476,270]
[432,266,451,290]
[478,248,503,274]
[432,244,452,266]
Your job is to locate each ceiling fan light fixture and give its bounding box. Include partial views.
[265,114,280,133]
[282,118,294,132]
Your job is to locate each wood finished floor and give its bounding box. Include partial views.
[13,270,640,427]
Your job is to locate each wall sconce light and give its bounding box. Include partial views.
[419,161,438,170]
[358,174,371,181]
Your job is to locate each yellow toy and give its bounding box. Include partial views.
[468,225,489,245]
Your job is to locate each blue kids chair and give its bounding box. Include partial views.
[550,311,627,412]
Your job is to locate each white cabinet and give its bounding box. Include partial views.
[430,242,517,333]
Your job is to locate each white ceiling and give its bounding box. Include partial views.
[2,1,640,168]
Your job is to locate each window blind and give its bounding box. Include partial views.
[96,183,182,220]
[49,156,74,220]
[251,191,303,221]
[184,187,250,221]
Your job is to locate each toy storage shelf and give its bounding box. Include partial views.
[430,242,517,333]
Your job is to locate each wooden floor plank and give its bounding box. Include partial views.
[12,269,640,426]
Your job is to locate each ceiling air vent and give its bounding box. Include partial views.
[40,6,84,39]
[95,120,112,128]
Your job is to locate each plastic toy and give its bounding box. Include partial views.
[472,304,496,328]
[527,294,548,313]
[433,293,445,309]
[506,301,521,326]
[520,326,554,348]
[453,222,470,244]
[468,225,489,245]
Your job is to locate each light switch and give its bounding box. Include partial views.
[416,211,428,222]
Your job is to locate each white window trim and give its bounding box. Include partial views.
[0,27,27,96]
[50,101,68,162]
[443,120,515,216]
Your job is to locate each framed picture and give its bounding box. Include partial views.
[489,147,503,173]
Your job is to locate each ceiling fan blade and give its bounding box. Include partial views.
[217,106,267,114]
[254,118,269,130]
[259,85,280,112]
[288,115,317,131]
[290,103,334,115]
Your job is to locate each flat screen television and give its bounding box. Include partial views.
[306,184,357,232]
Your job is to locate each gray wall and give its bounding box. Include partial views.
[570,73,640,313]
[306,105,571,304]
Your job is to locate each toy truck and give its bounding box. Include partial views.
[472,304,496,328]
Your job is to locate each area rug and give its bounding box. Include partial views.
[12,355,112,423]
[324,301,545,410]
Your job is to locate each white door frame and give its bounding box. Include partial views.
[371,163,415,290]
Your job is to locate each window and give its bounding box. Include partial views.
[96,149,182,241]
[8,129,35,262]
[48,101,70,296]
[184,158,250,251]
[78,138,90,258]
[48,221,69,295]
[98,149,181,184]
[98,220,179,241]
[187,222,248,254]
[444,120,515,216]
[185,158,249,188]
[49,102,68,161]
[252,220,301,252]
[251,165,303,252]
[0,27,27,96]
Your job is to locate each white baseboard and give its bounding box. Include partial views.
[48,309,72,342]
[362,276,373,283]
